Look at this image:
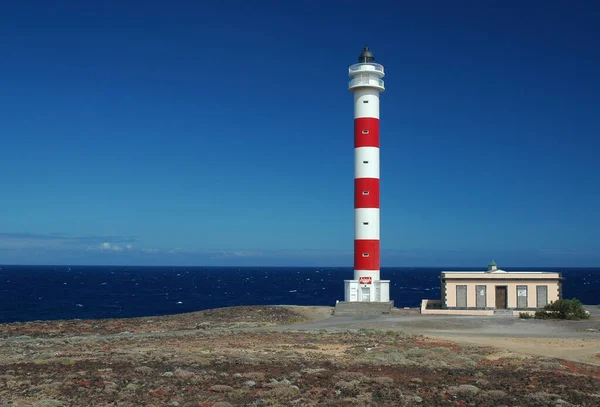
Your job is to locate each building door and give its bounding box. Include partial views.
[361,287,370,302]
[476,285,487,308]
[456,285,467,308]
[536,285,548,308]
[495,286,507,309]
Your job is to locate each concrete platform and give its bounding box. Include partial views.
[333,301,394,316]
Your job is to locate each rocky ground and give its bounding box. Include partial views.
[1,306,599,406]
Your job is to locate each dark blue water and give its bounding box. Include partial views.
[0,265,597,323]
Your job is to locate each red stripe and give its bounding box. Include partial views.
[354,240,380,270]
[354,118,380,148]
[354,178,380,208]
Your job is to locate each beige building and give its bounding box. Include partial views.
[421,261,563,316]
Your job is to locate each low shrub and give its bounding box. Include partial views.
[519,312,533,319]
[535,298,590,320]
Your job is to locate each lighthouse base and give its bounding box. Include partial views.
[343,279,390,303]
[334,300,394,316]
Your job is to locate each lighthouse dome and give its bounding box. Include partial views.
[358,46,375,63]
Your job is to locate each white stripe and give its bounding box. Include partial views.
[354,88,380,119]
[355,147,380,179]
[355,208,380,240]
[354,270,381,281]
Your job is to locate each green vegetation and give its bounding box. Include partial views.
[534,298,590,320]
[518,312,533,319]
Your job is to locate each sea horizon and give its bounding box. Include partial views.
[1,265,598,324]
[3,264,600,269]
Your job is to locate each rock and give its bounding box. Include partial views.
[242,371,265,381]
[335,371,367,382]
[161,371,174,377]
[372,376,394,386]
[32,400,64,407]
[173,368,195,379]
[125,383,139,391]
[476,379,490,386]
[212,403,234,407]
[134,366,154,375]
[480,390,507,399]
[447,369,473,376]
[244,380,256,387]
[233,373,242,378]
[169,402,180,407]
[412,395,423,403]
[210,385,233,393]
[527,392,562,402]
[264,381,290,389]
[263,386,299,399]
[458,384,480,395]
[411,378,423,384]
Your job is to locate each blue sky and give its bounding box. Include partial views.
[1,1,599,267]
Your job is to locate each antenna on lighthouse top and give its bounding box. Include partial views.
[358,45,375,63]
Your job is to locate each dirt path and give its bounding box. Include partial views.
[424,334,600,366]
[269,308,600,367]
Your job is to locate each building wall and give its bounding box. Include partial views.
[444,278,560,308]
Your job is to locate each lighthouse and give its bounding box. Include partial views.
[344,46,390,303]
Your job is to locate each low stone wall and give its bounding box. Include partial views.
[420,299,528,316]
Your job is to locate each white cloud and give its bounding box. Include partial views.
[100,242,124,252]
[0,232,136,251]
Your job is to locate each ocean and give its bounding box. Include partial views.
[0,265,598,323]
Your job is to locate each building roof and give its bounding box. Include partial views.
[441,261,561,278]
[441,270,562,280]
[442,270,557,274]
[442,271,558,274]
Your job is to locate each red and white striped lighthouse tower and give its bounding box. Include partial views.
[344,46,390,303]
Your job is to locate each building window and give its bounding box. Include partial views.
[362,253,369,257]
[362,191,369,195]
[456,285,467,308]
[362,130,369,134]
[363,160,369,164]
[536,285,548,308]
[517,285,528,308]
[363,221,369,225]
[363,100,369,103]
[476,285,486,308]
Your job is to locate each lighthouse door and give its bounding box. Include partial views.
[361,287,370,302]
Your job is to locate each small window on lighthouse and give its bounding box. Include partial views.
[362,253,370,257]
[363,160,369,164]
[362,191,370,195]
[363,100,369,103]
[362,130,369,134]
[363,222,369,225]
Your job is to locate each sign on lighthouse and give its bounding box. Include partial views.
[344,46,391,303]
